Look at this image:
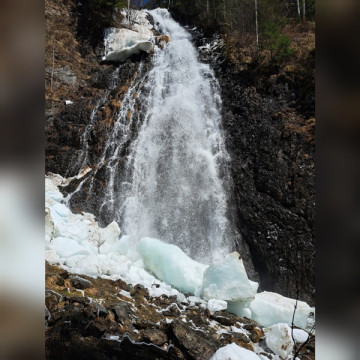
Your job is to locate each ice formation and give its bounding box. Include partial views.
[200,252,255,302]
[100,230,127,255]
[292,328,309,344]
[249,291,314,329]
[264,323,294,358]
[46,174,314,331]
[249,280,259,294]
[102,8,155,63]
[45,175,178,297]
[103,40,153,62]
[227,301,252,319]
[102,26,153,62]
[207,299,227,314]
[137,237,208,294]
[210,343,261,360]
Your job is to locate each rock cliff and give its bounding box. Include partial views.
[193,27,315,305]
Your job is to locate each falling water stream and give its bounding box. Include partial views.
[66,9,233,264]
[121,9,232,262]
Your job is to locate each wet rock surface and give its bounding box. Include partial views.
[45,263,315,359]
[69,275,92,289]
[196,35,315,305]
[45,0,152,226]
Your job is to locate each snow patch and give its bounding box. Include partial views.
[292,328,309,343]
[103,40,153,62]
[210,342,261,360]
[207,299,227,314]
[264,323,294,358]
[103,12,154,63]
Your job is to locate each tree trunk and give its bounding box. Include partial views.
[296,0,300,19]
[255,0,259,47]
[213,0,217,20]
[302,0,306,22]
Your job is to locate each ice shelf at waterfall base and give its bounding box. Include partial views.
[45,174,314,331]
[102,9,154,63]
[137,237,208,295]
[46,175,180,298]
[120,8,231,261]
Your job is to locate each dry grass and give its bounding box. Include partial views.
[223,19,315,71]
[285,114,315,144]
[45,0,99,105]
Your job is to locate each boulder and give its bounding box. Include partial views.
[171,319,218,360]
[141,329,168,346]
[69,276,92,289]
[112,301,134,325]
[155,34,171,49]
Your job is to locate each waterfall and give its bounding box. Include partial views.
[65,63,147,219]
[121,9,232,263]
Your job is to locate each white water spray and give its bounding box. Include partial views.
[122,9,231,262]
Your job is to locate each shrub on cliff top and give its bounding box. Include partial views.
[89,0,126,9]
[261,21,294,61]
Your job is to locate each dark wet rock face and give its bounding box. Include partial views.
[197,36,315,305]
[222,74,314,305]
[171,319,218,359]
[45,0,152,225]
[46,57,151,226]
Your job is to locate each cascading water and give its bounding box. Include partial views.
[65,63,147,217]
[121,9,233,263]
